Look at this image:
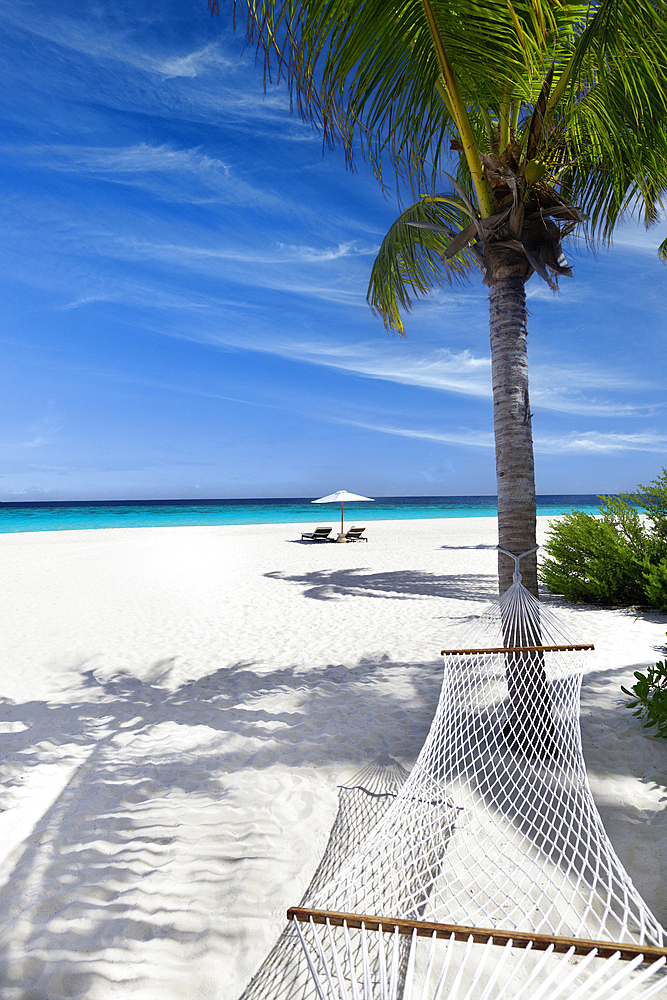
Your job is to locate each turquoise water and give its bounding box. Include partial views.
[0,495,604,534]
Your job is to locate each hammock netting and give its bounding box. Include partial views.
[303,577,662,944]
[284,570,666,1000]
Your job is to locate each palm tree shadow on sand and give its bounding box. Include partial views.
[0,657,439,998]
[0,638,663,995]
[265,568,496,602]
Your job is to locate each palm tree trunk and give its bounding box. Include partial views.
[489,276,555,757]
[489,277,538,598]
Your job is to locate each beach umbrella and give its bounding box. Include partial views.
[312,490,374,535]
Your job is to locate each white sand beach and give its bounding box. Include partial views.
[0,516,665,1000]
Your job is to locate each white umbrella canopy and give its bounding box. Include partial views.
[312,490,374,535]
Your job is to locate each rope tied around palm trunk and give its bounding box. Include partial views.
[497,544,540,584]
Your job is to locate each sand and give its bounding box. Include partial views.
[0,516,664,999]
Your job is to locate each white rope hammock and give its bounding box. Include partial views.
[287,548,667,1000]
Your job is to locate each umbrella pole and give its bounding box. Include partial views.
[341,501,344,536]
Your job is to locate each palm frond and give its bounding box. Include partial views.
[228,0,667,257]
[367,195,479,333]
[233,0,584,193]
[548,46,667,240]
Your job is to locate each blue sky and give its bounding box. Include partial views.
[1,0,666,501]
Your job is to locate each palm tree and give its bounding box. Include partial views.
[213,0,667,597]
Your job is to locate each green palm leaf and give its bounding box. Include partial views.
[229,0,667,243]
[367,195,480,333]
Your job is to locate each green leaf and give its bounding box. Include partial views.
[623,660,667,738]
[366,195,480,333]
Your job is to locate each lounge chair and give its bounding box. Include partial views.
[343,526,367,542]
[301,526,334,542]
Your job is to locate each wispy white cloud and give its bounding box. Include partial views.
[0,9,233,79]
[41,252,658,418]
[53,282,250,313]
[276,241,376,262]
[21,143,223,174]
[534,430,667,454]
[0,6,308,142]
[117,234,375,267]
[534,393,660,417]
[9,409,61,452]
[526,283,577,303]
[530,361,659,416]
[12,143,284,208]
[150,43,231,79]
[329,420,667,456]
[214,332,657,418]
[532,360,645,392]
[276,342,492,395]
[609,223,667,254]
[54,294,115,312]
[93,235,375,305]
[334,417,494,449]
[58,236,648,417]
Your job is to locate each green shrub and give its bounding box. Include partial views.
[540,512,646,604]
[644,558,667,610]
[626,468,667,544]
[539,468,667,609]
[622,656,667,738]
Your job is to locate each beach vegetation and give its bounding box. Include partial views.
[216,0,667,599]
[540,469,667,609]
[622,654,667,739]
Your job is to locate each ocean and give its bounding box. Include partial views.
[0,495,604,534]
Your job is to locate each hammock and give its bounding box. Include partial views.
[287,548,667,1000]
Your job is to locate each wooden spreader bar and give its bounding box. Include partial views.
[440,644,595,655]
[287,907,667,964]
